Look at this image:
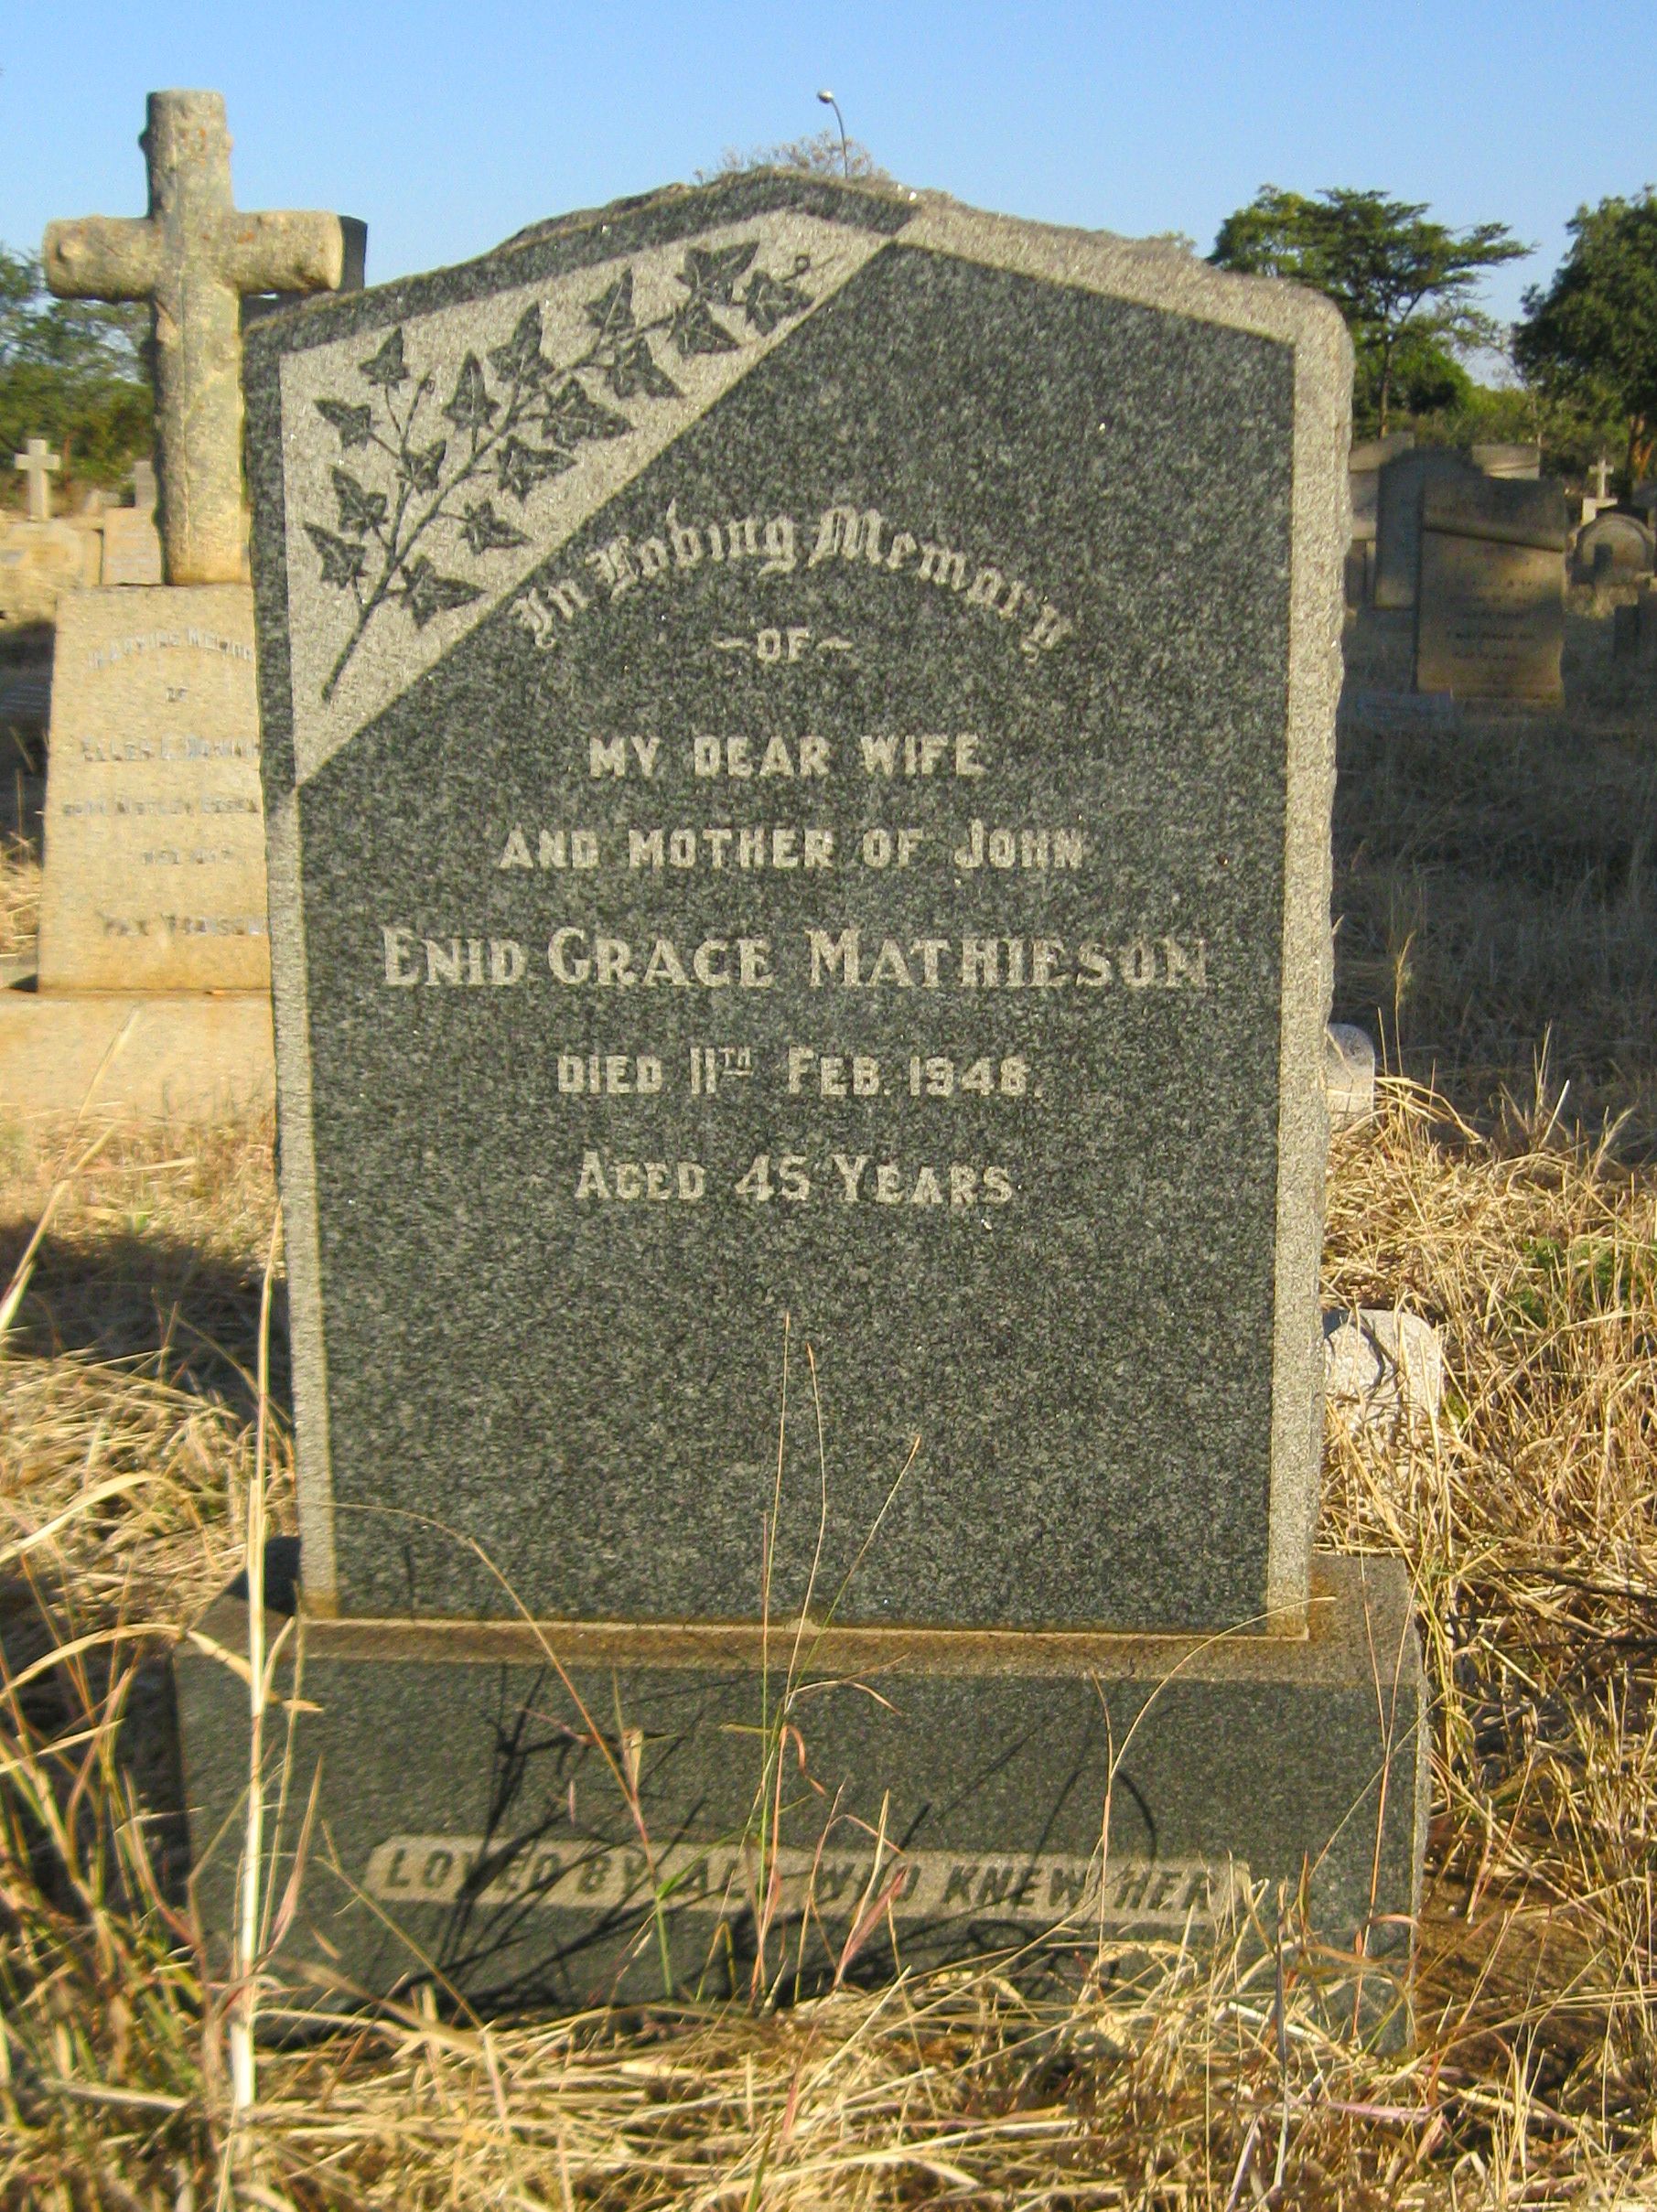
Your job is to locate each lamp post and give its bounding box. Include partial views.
[816,89,849,178]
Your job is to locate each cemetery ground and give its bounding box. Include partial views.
[0,612,1655,2204]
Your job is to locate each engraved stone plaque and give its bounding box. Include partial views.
[37,585,269,993]
[246,176,1350,1632]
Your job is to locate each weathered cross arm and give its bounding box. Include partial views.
[217,212,347,296]
[42,220,161,300]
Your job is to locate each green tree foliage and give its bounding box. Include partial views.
[1514,191,1657,482]
[1210,187,1526,435]
[0,243,152,498]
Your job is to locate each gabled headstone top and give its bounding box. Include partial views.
[43,90,361,585]
[1422,471,1566,550]
[244,175,1351,1633]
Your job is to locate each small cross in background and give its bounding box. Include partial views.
[13,437,60,522]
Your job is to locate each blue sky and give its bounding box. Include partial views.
[3,0,1648,347]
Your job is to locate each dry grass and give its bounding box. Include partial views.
[2,616,1657,2204]
[0,831,39,965]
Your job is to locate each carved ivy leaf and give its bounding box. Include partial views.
[678,241,759,306]
[399,437,447,493]
[459,499,531,554]
[489,303,549,386]
[605,335,680,401]
[497,435,576,503]
[669,298,739,360]
[316,396,375,448]
[543,379,630,446]
[740,266,812,335]
[585,268,636,346]
[306,522,368,589]
[360,328,409,390]
[331,467,388,537]
[444,352,497,435]
[398,557,482,628]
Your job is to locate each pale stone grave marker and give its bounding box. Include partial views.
[0,90,361,1118]
[174,173,1428,2022]
[1415,473,1566,703]
[100,459,163,586]
[14,437,60,521]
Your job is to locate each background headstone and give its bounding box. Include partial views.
[0,91,362,1119]
[1348,431,1414,546]
[1573,510,1654,585]
[13,437,60,521]
[1373,446,1479,609]
[35,589,268,993]
[1415,472,1566,704]
[99,460,163,585]
[1472,442,1542,480]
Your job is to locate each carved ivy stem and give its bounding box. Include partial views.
[312,248,802,699]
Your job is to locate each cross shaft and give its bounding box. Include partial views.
[43,90,351,584]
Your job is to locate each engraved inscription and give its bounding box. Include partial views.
[364,1834,1248,1930]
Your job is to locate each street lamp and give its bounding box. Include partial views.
[816,89,849,178]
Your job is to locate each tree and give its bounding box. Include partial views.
[1210,188,1526,435]
[1514,191,1657,483]
[0,243,152,497]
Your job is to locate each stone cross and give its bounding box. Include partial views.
[43,91,355,585]
[1594,456,1611,501]
[13,437,60,522]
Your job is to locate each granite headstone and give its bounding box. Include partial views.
[1415,473,1566,703]
[175,174,1427,2026]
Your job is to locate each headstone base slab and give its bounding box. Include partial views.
[174,1552,1427,2044]
[0,989,272,1120]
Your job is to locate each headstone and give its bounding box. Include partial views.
[175,175,1427,2027]
[1414,473,1566,704]
[1574,510,1654,585]
[13,438,61,521]
[0,92,362,1120]
[100,459,163,585]
[1372,447,1479,609]
[1471,441,1541,480]
[1348,431,1413,547]
[0,518,86,624]
[35,591,267,992]
[1580,456,1614,527]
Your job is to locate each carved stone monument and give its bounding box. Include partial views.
[175,174,1428,2032]
[0,91,361,1120]
[1415,473,1566,704]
